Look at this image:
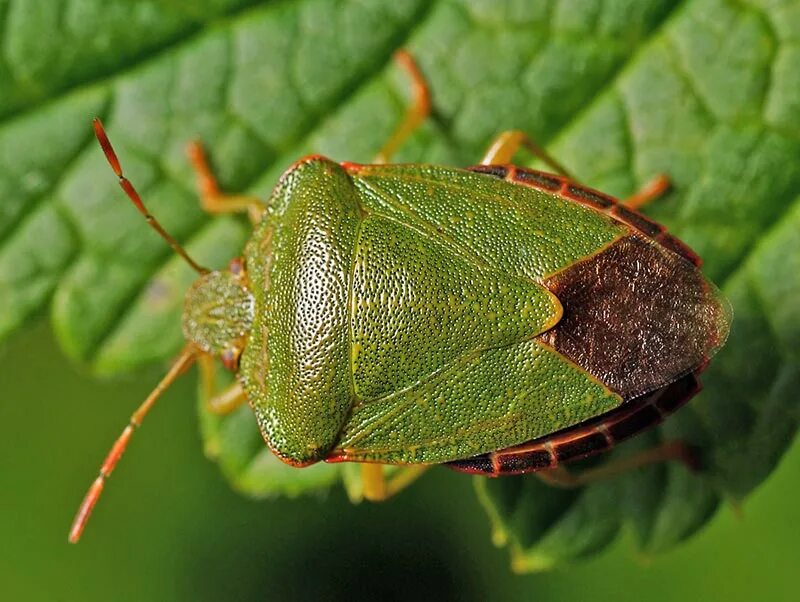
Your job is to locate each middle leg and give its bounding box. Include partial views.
[480,130,574,179]
[373,50,432,164]
[360,463,430,502]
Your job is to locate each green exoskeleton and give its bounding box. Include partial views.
[69,51,730,543]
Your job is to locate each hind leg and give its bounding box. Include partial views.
[480,131,671,211]
[535,440,699,488]
[623,174,671,210]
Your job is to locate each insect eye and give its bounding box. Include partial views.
[221,347,241,372]
[228,257,245,277]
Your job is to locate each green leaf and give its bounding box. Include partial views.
[1,0,798,571]
[198,363,342,498]
[477,0,800,570]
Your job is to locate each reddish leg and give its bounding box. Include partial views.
[373,50,432,164]
[478,131,671,211]
[480,130,575,179]
[624,174,671,210]
[186,142,265,224]
[469,164,702,267]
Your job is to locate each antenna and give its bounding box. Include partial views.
[92,118,209,274]
[68,344,197,543]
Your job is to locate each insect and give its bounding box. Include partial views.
[69,51,731,543]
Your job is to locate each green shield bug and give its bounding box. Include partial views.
[69,51,731,543]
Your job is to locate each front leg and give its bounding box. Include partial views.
[198,354,248,415]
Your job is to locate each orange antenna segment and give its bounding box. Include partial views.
[68,344,198,544]
[92,118,209,275]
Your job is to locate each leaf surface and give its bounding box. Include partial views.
[1,0,798,570]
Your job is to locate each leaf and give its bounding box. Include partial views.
[198,363,342,498]
[1,0,798,570]
[476,0,800,569]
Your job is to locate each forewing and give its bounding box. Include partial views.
[348,164,627,281]
[331,340,621,464]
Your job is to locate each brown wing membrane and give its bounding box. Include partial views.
[442,166,731,476]
[539,234,730,400]
[468,164,731,401]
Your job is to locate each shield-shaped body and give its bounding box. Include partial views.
[238,157,731,469]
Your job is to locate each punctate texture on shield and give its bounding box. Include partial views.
[242,158,730,467]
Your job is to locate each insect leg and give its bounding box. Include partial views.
[534,440,699,489]
[360,464,430,501]
[360,464,387,500]
[373,49,432,164]
[186,142,265,224]
[480,130,574,179]
[206,383,247,415]
[198,354,247,415]
[623,174,671,210]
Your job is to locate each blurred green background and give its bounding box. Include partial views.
[1,322,797,601]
